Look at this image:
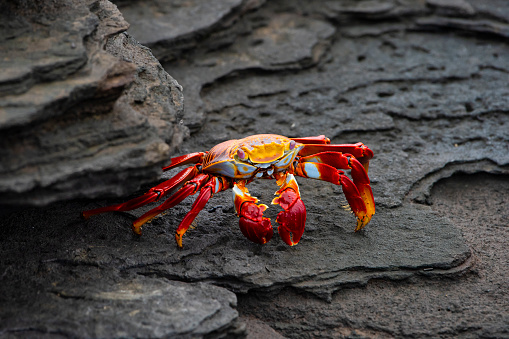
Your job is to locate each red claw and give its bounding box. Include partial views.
[239,202,273,244]
[274,188,307,246]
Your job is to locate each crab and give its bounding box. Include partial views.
[82,134,375,247]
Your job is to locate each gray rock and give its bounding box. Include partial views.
[186,15,509,209]
[417,17,509,38]
[426,0,476,16]
[2,186,470,302]
[114,0,259,60]
[0,0,186,206]
[115,0,335,132]
[1,274,243,338]
[167,11,336,132]
[237,173,509,339]
[2,0,509,338]
[119,202,472,302]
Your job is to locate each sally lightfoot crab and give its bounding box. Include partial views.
[82,134,375,247]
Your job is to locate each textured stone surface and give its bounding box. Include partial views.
[0,0,186,206]
[0,195,469,336]
[2,274,242,338]
[114,0,267,62]
[115,0,335,131]
[238,173,509,338]
[80,194,470,302]
[1,0,509,338]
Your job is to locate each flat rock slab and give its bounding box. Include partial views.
[1,181,471,306]
[124,202,471,301]
[1,274,241,338]
[116,0,246,46]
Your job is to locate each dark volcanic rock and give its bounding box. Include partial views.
[0,186,471,298]
[114,0,268,62]
[121,202,472,302]
[115,0,335,132]
[2,0,509,338]
[2,273,242,338]
[238,173,509,338]
[0,0,186,206]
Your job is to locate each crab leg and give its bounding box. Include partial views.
[272,172,307,246]
[298,152,375,218]
[82,165,200,222]
[295,158,374,231]
[290,135,330,144]
[174,176,230,248]
[233,180,273,244]
[132,173,211,235]
[298,143,374,171]
[162,152,205,171]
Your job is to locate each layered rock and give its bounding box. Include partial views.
[0,0,186,206]
[1,0,509,338]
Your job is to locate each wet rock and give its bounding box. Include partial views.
[183,10,509,209]
[237,173,509,338]
[169,12,335,132]
[0,0,186,206]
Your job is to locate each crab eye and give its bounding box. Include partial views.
[237,149,247,160]
[289,140,296,150]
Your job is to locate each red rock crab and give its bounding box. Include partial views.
[82,134,375,247]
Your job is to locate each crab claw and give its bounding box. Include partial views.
[273,187,307,246]
[239,202,273,244]
[340,174,373,231]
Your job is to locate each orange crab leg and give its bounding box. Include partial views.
[233,180,273,245]
[174,176,230,248]
[272,172,307,246]
[298,143,373,171]
[295,160,374,231]
[82,165,200,221]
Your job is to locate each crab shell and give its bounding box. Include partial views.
[201,134,304,179]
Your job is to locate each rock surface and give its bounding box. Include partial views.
[1,0,509,338]
[238,173,509,338]
[0,0,186,206]
[2,274,241,338]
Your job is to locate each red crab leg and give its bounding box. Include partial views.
[298,143,373,171]
[298,151,375,220]
[174,176,230,248]
[233,180,274,245]
[162,152,205,171]
[82,165,200,221]
[295,159,374,231]
[290,135,330,144]
[272,172,307,246]
[131,173,211,235]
